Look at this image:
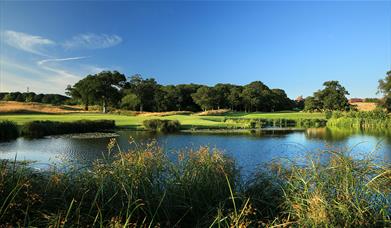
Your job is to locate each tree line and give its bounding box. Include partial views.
[3,70,390,113]
[0,92,70,105]
[65,71,297,112]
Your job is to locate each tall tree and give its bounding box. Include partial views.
[66,75,97,111]
[214,83,232,109]
[121,93,140,110]
[271,89,293,111]
[304,96,322,111]
[66,71,126,112]
[241,81,272,112]
[94,71,126,113]
[191,86,217,111]
[127,75,158,112]
[304,81,350,111]
[378,70,391,111]
[227,86,242,111]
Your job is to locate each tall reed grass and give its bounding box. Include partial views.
[328,110,391,129]
[0,141,389,227]
[223,118,327,129]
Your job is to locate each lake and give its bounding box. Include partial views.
[0,127,390,174]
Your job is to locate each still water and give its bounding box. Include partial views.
[0,128,390,173]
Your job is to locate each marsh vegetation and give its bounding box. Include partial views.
[0,141,389,227]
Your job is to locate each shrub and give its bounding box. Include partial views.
[142,119,181,132]
[21,120,115,138]
[0,121,19,141]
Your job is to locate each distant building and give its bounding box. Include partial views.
[349,98,363,103]
[295,96,304,102]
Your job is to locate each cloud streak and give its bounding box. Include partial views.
[37,56,87,79]
[2,30,55,56]
[37,56,88,65]
[63,33,122,49]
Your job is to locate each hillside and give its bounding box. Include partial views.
[0,101,86,114]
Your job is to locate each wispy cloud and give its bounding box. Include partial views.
[2,30,55,56]
[63,33,122,50]
[37,56,88,65]
[37,56,87,79]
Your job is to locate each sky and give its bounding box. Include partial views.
[0,1,390,98]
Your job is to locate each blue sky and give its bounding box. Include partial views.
[0,1,390,98]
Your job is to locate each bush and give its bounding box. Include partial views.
[21,120,115,138]
[142,119,181,132]
[0,121,19,141]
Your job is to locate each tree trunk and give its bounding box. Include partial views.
[84,101,89,111]
[102,100,107,113]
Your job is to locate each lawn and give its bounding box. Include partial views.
[0,111,325,129]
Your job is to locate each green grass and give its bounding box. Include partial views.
[0,112,325,129]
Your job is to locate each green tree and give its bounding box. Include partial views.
[127,75,158,112]
[121,93,140,110]
[304,96,322,111]
[214,83,232,109]
[378,70,391,111]
[227,86,242,111]
[305,81,350,111]
[66,75,98,111]
[176,84,202,111]
[241,81,272,112]
[271,89,292,111]
[191,86,217,111]
[66,71,125,112]
[94,71,126,113]
[316,81,350,111]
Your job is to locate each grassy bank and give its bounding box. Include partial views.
[0,142,389,227]
[0,111,325,129]
[327,110,391,129]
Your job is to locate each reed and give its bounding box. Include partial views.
[0,142,389,227]
[327,110,391,129]
[223,118,327,129]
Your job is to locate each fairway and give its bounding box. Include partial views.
[0,112,325,129]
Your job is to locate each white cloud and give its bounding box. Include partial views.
[37,56,88,65]
[2,30,55,56]
[63,33,122,49]
[37,56,86,80]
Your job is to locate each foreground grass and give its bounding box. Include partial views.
[0,111,325,129]
[0,141,389,227]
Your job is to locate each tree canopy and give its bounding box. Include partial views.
[304,81,350,111]
[65,72,296,113]
[66,71,126,112]
[378,70,391,112]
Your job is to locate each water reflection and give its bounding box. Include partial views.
[0,128,389,172]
